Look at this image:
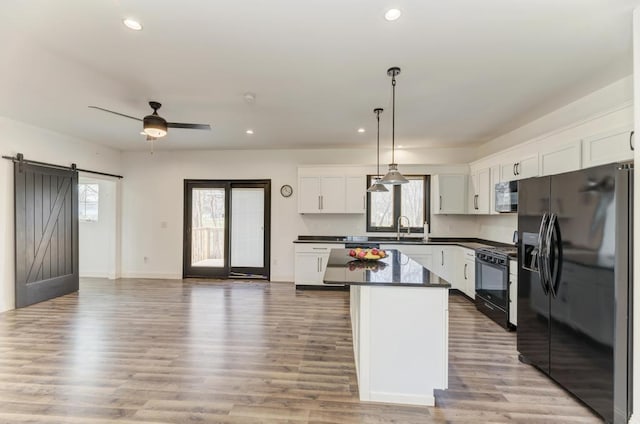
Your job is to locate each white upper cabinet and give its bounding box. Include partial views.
[298,176,346,213]
[298,177,323,213]
[468,168,490,214]
[432,174,468,215]
[489,165,501,215]
[298,168,368,214]
[500,153,539,182]
[539,139,582,176]
[581,126,634,168]
[345,176,366,213]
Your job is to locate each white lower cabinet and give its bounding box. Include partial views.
[430,245,459,288]
[386,244,433,270]
[509,260,517,326]
[294,243,344,286]
[462,249,476,299]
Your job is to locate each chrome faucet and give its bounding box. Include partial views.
[397,215,410,240]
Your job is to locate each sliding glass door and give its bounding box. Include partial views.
[183,180,270,279]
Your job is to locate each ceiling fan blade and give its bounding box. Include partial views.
[167,122,211,130]
[89,106,142,121]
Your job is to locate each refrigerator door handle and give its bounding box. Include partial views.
[536,212,550,295]
[544,213,561,298]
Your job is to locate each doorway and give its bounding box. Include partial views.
[78,175,119,280]
[183,180,271,279]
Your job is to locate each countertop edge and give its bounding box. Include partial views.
[323,280,452,288]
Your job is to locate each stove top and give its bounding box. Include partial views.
[477,246,518,259]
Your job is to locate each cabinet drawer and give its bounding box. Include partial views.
[295,243,344,253]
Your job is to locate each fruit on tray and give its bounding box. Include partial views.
[348,248,387,261]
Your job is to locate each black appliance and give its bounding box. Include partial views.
[475,247,516,330]
[495,181,518,212]
[517,163,632,423]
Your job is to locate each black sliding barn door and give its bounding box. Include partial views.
[15,163,79,308]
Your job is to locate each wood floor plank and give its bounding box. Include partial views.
[0,278,602,423]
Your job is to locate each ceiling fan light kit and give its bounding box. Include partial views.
[89,101,211,141]
[143,102,168,138]
[381,66,409,185]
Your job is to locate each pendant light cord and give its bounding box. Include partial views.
[376,109,382,177]
[391,75,396,164]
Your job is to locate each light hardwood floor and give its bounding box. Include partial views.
[0,279,601,423]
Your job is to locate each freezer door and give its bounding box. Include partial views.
[548,165,618,423]
[517,176,551,373]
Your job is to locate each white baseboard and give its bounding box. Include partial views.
[628,413,640,424]
[79,272,110,279]
[120,272,182,280]
[368,391,435,407]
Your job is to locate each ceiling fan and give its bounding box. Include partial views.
[89,101,211,140]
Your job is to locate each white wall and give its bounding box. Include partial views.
[119,148,475,282]
[0,116,121,312]
[78,176,118,279]
[476,76,633,158]
[470,75,633,246]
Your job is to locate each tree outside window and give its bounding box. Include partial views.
[79,183,99,222]
[367,175,429,232]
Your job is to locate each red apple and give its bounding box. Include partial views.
[371,248,379,255]
[357,251,366,259]
[349,249,356,257]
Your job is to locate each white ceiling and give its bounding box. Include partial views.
[0,0,636,151]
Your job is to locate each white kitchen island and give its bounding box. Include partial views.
[324,249,450,406]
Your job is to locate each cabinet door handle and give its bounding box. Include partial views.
[474,194,478,210]
[513,163,517,176]
[439,195,442,211]
[630,130,635,151]
[441,251,444,266]
[464,263,468,280]
[319,257,322,271]
[317,257,320,272]
[363,195,365,210]
[318,196,321,210]
[516,163,521,175]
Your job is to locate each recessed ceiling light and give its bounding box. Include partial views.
[123,18,143,31]
[246,129,254,135]
[384,8,402,21]
[357,128,366,133]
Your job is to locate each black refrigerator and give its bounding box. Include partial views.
[517,163,633,424]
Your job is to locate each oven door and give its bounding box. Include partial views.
[475,259,508,309]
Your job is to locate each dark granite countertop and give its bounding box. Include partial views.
[323,249,451,288]
[295,235,515,252]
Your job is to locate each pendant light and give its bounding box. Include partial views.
[381,67,409,185]
[367,108,389,193]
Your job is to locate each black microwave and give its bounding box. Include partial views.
[495,181,517,213]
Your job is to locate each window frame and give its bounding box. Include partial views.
[366,175,430,233]
[78,183,99,222]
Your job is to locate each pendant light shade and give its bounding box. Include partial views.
[380,163,409,185]
[367,177,389,192]
[381,67,408,185]
[367,108,389,193]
